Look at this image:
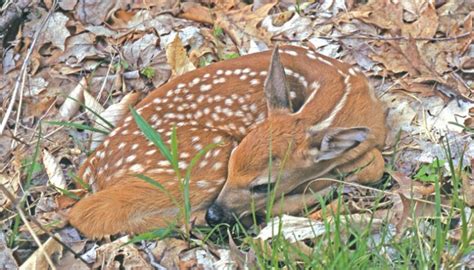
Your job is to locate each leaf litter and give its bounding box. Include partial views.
[0,0,472,268]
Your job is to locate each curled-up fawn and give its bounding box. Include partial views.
[69,45,386,238]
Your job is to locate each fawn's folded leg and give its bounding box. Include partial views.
[69,179,180,238]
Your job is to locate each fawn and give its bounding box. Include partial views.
[69,45,386,238]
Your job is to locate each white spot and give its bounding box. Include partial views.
[242,68,251,73]
[213,77,226,84]
[126,155,136,163]
[121,129,129,135]
[153,98,162,104]
[178,161,188,169]
[250,104,258,112]
[200,84,212,92]
[146,149,157,155]
[317,56,333,66]
[130,164,144,173]
[284,50,298,56]
[191,78,200,85]
[207,187,217,193]
[223,108,233,117]
[225,70,232,75]
[148,168,165,174]
[203,108,210,115]
[196,180,210,188]
[131,143,139,150]
[115,158,123,167]
[249,71,257,76]
[180,152,190,159]
[103,140,110,147]
[211,113,220,121]
[214,95,223,102]
[192,136,200,143]
[199,160,208,168]
[213,136,223,143]
[306,52,317,60]
[224,99,233,106]
[239,126,246,134]
[212,149,221,157]
[239,75,248,80]
[348,67,357,76]
[290,91,296,99]
[203,73,211,78]
[250,79,260,86]
[235,110,245,117]
[212,162,223,171]
[150,114,159,123]
[158,160,171,167]
[124,116,132,122]
[216,69,224,75]
[118,142,126,150]
[194,144,203,151]
[233,69,242,75]
[177,83,186,89]
[194,111,203,118]
[259,70,268,76]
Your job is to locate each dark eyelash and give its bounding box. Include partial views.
[251,182,276,193]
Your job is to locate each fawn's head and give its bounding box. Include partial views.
[205,47,370,226]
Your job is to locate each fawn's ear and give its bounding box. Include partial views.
[307,127,370,162]
[264,46,292,113]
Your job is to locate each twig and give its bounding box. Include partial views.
[272,32,471,43]
[304,177,459,211]
[0,184,56,269]
[0,0,57,135]
[0,183,92,267]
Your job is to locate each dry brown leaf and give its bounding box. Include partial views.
[59,77,86,120]
[166,35,196,77]
[214,3,275,48]
[0,173,19,211]
[39,12,70,51]
[151,238,189,269]
[94,236,152,269]
[19,235,63,270]
[83,90,104,122]
[0,231,18,269]
[43,149,67,189]
[179,2,214,24]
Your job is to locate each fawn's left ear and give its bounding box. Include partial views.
[307,127,370,162]
[264,46,292,113]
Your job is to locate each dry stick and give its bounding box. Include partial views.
[0,184,92,267]
[273,32,472,43]
[0,184,56,269]
[0,0,57,136]
[303,177,459,211]
[10,67,27,149]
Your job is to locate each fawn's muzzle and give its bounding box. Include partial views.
[205,203,235,226]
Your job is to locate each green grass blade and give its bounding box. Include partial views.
[46,121,109,135]
[130,108,172,162]
[65,96,115,130]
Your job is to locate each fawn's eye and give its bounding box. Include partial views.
[251,182,276,194]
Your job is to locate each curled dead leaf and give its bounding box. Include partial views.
[42,149,67,189]
[83,90,104,122]
[166,35,196,77]
[90,92,140,150]
[59,77,86,120]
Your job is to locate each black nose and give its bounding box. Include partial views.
[205,203,234,226]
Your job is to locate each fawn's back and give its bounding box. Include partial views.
[69,45,386,238]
